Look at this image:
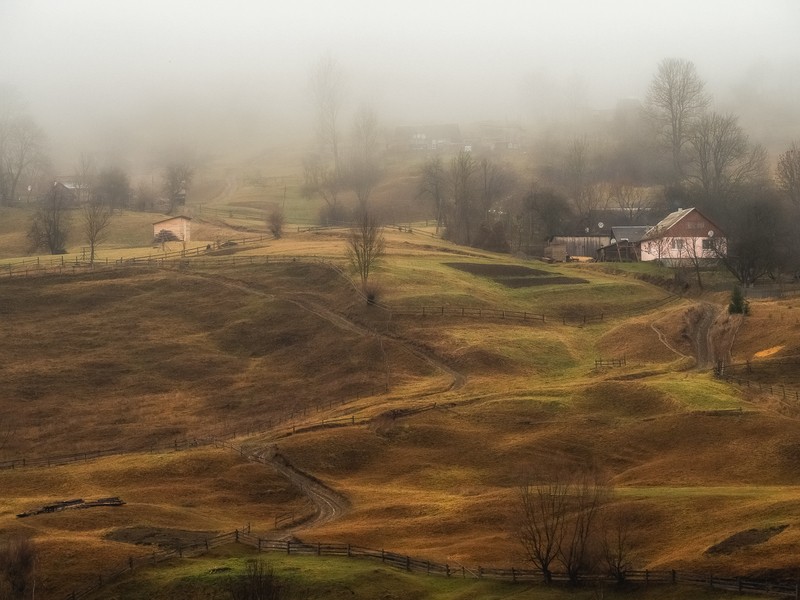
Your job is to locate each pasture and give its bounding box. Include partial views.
[1,209,800,598]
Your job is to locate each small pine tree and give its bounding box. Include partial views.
[728,285,750,315]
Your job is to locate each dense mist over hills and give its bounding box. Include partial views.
[1,0,799,173]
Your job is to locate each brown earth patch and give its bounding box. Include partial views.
[105,526,219,548]
[444,262,550,277]
[706,525,788,555]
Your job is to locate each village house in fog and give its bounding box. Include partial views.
[153,216,191,242]
[597,207,726,264]
[390,124,462,152]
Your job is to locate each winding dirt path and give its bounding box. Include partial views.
[260,449,350,535]
[179,268,467,533]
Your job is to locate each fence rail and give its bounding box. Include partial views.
[61,526,800,600]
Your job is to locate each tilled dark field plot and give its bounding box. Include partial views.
[444,262,588,287]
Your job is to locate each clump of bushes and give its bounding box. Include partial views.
[729,285,750,315]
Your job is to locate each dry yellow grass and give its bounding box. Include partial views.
[2,230,800,597]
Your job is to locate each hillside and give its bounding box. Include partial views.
[1,226,799,598]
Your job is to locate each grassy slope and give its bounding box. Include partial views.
[0,223,799,597]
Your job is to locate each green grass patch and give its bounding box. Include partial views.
[649,376,744,410]
[92,544,757,600]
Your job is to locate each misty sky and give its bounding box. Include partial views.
[2,0,799,169]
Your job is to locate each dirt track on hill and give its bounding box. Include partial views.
[180,268,467,533]
[260,448,350,536]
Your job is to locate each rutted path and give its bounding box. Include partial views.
[261,448,350,535]
[179,269,467,533]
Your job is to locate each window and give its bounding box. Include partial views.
[702,238,715,250]
[670,238,684,250]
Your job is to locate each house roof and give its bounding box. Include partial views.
[641,207,725,241]
[153,216,192,226]
[610,226,650,243]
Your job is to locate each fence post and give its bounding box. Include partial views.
[287,540,291,555]
[381,549,385,563]
[406,556,410,571]
[671,569,676,584]
[512,567,516,582]
[347,544,351,557]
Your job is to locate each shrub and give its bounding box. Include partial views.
[728,285,750,315]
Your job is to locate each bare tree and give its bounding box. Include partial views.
[519,474,609,585]
[602,506,634,583]
[477,157,515,223]
[518,479,570,583]
[162,162,194,213]
[711,195,787,286]
[309,54,345,175]
[563,137,607,229]
[302,153,344,225]
[0,536,37,599]
[27,182,71,254]
[447,150,479,245]
[645,58,710,183]
[777,141,800,206]
[73,152,96,204]
[558,475,608,584]
[347,105,382,215]
[610,182,651,224]
[267,206,285,239]
[95,167,131,210]
[417,156,447,233]
[346,210,385,294]
[0,115,47,207]
[678,235,718,290]
[82,192,114,264]
[685,111,767,210]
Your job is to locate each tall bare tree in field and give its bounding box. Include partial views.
[518,479,570,583]
[685,111,766,210]
[346,210,385,295]
[27,182,71,254]
[82,193,114,264]
[448,150,479,245]
[347,104,382,215]
[0,114,47,207]
[0,536,37,599]
[417,156,447,233]
[309,54,345,175]
[611,182,650,224]
[302,153,344,224]
[162,162,194,213]
[777,141,800,206]
[518,474,608,584]
[645,58,710,184]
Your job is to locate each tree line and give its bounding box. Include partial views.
[411,58,800,285]
[1,85,196,259]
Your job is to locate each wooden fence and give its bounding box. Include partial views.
[595,356,627,368]
[62,528,800,600]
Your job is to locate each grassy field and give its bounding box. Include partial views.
[2,194,800,598]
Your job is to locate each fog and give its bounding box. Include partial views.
[1,0,799,172]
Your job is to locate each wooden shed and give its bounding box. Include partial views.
[153,216,192,242]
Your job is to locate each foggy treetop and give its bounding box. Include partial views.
[1,0,798,169]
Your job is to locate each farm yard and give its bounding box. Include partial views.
[1,219,800,599]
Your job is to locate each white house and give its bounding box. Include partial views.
[639,207,726,264]
[153,216,192,242]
